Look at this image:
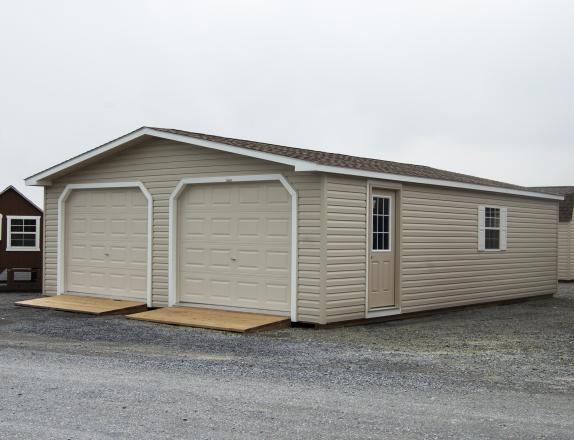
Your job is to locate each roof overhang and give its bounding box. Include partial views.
[25,127,564,201]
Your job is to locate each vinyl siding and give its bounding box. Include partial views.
[558,221,574,280]
[324,175,368,322]
[400,185,558,312]
[42,137,560,325]
[43,138,323,323]
[322,175,559,323]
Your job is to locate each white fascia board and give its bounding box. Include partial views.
[24,127,563,201]
[294,163,564,201]
[24,127,310,186]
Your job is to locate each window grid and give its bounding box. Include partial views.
[372,196,391,251]
[7,216,40,250]
[484,207,500,250]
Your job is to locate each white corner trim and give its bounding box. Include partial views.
[57,182,153,307]
[25,128,310,186]
[23,127,563,201]
[6,215,41,252]
[168,174,299,322]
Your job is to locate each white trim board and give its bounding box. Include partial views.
[168,174,299,322]
[24,127,564,201]
[56,182,153,307]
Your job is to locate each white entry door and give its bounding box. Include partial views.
[65,188,148,300]
[178,181,291,313]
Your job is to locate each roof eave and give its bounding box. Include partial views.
[24,128,564,201]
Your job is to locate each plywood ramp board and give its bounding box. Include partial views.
[15,295,148,315]
[127,307,290,333]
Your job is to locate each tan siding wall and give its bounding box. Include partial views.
[43,139,323,323]
[324,175,368,322]
[558,221,574,280]
[400,185,558,312]
[322,175,559,323]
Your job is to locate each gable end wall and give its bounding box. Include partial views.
[43,139,323,323]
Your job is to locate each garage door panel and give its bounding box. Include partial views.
[65,188,147,300]
[211,218,232,238]
[236,250,260,271]
[181,272,290,312]
[237,218,260,238]
[179,181,291,313]
[182,248,207,270]
[267,218,290,239]
[266,251,290,275]
[212,187,233,205]
[182,217,204,238]
[266,283,290,305]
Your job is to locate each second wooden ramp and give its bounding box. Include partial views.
[127,307,289,333]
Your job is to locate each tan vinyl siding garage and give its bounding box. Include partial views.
[31,128,561,325]
[43,138,323,322]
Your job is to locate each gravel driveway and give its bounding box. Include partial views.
[1,285,573,439]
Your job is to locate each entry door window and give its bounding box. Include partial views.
[372,196,391,251]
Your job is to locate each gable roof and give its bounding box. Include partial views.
[529,186,574,222]
[25,127,562,201]
[0,185,43,213]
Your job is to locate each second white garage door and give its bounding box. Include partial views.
[65,188,148,300]
[178,181,291,313]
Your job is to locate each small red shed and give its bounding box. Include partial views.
[0,186,43,292]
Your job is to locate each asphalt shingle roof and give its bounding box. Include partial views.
[152,127,540,193]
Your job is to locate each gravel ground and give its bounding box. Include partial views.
[0,285,573,439]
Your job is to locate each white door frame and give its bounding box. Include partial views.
[57,182,153,307]
[365,182,402,318]
[168,174,298,322]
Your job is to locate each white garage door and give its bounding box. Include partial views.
[178,181,291,313]
[65,188,148,300]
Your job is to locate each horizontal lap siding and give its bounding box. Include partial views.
[558,222,574,280]
[324,175,367,323]
[401,185,558,312]
[43,139,323,323]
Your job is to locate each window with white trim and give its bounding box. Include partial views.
[7,216,41,251]
[478,206,507,251]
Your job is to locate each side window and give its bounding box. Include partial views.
[478,206,507,251]
[372,196,391,251]
[6,216,41,251]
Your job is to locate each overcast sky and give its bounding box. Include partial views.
[1,0,572,207]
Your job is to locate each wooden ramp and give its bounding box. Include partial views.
[127,307,290,333]
[15,295,148,315]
